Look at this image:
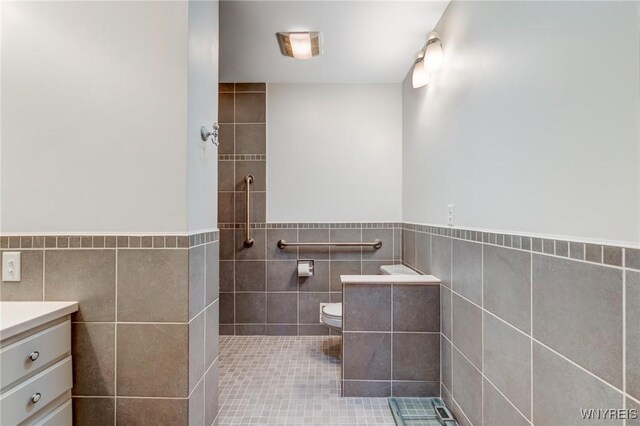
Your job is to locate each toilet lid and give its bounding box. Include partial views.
[322,303,342,318]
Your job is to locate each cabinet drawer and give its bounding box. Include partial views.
[0,357,73,426]
[32,399,72,426]
[1,320,71,389]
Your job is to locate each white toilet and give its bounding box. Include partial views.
[320,264,418,332]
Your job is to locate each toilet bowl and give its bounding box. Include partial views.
[320,264,418,332]
[320,302,342,332]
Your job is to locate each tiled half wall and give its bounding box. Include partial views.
[0,232,220,426]
[402,224,640,426]
[342,281,440,398]
[217,83,404,336]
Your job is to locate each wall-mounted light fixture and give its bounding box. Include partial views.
[412,54,429,88]
[412,31,444,88]
[276,32,322,60]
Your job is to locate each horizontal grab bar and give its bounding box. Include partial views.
[277,239,382,250]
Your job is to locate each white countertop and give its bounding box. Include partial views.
[0,301,78,341]
[340,274,441,285]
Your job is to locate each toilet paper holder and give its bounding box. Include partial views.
[297,260,315,277]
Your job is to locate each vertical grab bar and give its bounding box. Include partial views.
[244,175,254,247]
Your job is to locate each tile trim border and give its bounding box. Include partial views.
[401,223,636,270]
[0,231,219,249]
[219,154,266,161]
[218,222,403,230]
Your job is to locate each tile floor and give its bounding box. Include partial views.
[218,336,396,425]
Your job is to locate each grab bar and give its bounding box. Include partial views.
[277,239,382,250]
[244,175,254,247]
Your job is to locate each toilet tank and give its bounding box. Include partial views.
[379,264,419,275]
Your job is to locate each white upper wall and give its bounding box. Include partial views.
[188,0,219,233]
[402,0,640,245]
[1,1,219,234]
[220,1,448,83]
[267,84,402,222]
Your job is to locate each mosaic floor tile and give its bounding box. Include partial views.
[218,336,396,425]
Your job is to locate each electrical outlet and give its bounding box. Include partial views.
[2,252,21,282]
[447,204,455,226]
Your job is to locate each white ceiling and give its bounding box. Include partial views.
[219,1,450,83]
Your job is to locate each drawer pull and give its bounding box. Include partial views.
[30,393,42,404]
[29,351,40,362]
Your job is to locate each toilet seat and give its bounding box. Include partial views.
[321,303,342,330]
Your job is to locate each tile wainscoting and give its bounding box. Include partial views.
[0,231,220,426]
[218,223,403,336]
[401,223,639,426]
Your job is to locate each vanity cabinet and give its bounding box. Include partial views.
[0,302,78,426]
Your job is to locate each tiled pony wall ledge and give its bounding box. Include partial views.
[401,223,639,426]
[0,231,220,426]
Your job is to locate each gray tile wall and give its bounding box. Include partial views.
[402,223,639,426]
[341,282,440,397]
[218,83,267,227]
[0,232,219,426]
[219,223,403,336]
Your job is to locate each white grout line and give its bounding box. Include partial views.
[341,289,345,396]
[186,360,207,400]
[451,340,508,423]
[450,323,483,377]
[484,372,533,425]
[480,242,485,425]
[106,396,192,401]
[390,283,394,395]
[450,234,454,400]
[413,229,417,270]
[623,248,627,426]
[72,395,114,399]
[232,88,237,337]
[342,378,433,384]
[449,283,629,400]
[530,248,534,422]
[442,382,474,426]
[628,393,640,406]
[203,243,209,424]
[481,354,485,426]
[42,250,46,301]
[118,320,197,326]
[114,248,118,425]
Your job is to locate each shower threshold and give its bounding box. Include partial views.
[388,397,459,426]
